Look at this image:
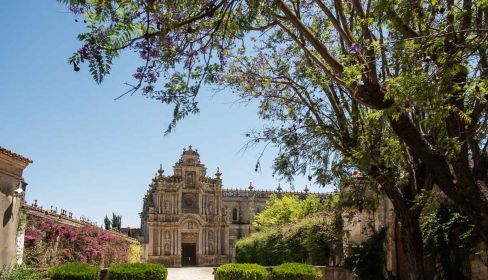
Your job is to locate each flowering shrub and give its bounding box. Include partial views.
[24,216,133,268]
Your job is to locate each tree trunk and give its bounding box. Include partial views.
[397,212,425,280]
[381,182,425,280]
[388,114,488,245]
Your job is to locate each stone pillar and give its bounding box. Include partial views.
[177,229,181,255]
[222,226,229,256]
[148,226,154,256]
[173,194,176,215]
[199,229,203,255]
[16,230,25,264]
[177,192,181,215]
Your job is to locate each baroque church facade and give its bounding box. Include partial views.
[140,147,310,267]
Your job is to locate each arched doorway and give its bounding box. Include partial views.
[180,218,200,266]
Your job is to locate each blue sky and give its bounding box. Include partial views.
[0,1,332,227]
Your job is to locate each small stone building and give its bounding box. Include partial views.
[140,147,311,267]
[0,147,31,268]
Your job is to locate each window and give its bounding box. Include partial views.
[232,208,238,222]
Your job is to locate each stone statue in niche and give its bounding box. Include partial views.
[164,200,170,211]
[208,242,214,255]
[185,221,196,230]
[164,243,170,255]
[208,230,214,240]
[223,207,230,223]
[208,201,214,214]
[165,231,170,240]
[185,171,195,187]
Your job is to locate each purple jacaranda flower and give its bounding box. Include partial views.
[349,43,359,54]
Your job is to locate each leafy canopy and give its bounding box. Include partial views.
[253,194,337,229]
[57,0,488,254]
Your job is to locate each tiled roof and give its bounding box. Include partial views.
[0,146,32,164]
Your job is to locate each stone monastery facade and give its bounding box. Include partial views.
[140,147,313,267]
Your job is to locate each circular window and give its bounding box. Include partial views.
[182,193,198,213]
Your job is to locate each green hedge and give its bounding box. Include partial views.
[236,215,341,266]
[48,263,100,280]
[271,263,322,280]
[215,263,267,280]
[107,263,167,280]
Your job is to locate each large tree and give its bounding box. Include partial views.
[58,0,488,278]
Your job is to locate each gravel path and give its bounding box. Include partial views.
[167,267,215,280]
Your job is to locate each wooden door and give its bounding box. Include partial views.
[181,243,196,266]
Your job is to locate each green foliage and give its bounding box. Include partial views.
[58,2,488,276]
[107,263,167,280]
[104,216,111,230]
[111,213,121,231]
[215,264,267,280]
[344,228,386,280]
[236,214,342,266]
[0,265,46,280]
[420,195,478,279]
[48,263,100,280]
[253,194,337,229]
[271,263,322,280]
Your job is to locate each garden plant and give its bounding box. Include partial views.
[107,263,167,280]
[215,263,268,280]
[271,263,322,280]
[48,263,100,280]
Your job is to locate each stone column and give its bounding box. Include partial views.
[172,194,176,215]
[148,226,154,256]
[16,230,25,264]
[177,229,181,255]
[222,226,229,256]
[157,228,161,256]
[177,192,181,215]
[199,229,203,255]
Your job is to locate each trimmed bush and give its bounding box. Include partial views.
[48,263,100,280]
[107,263,167,280]
[236,214,342,266]
[215,263,267,280]
[271,263,322,280]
